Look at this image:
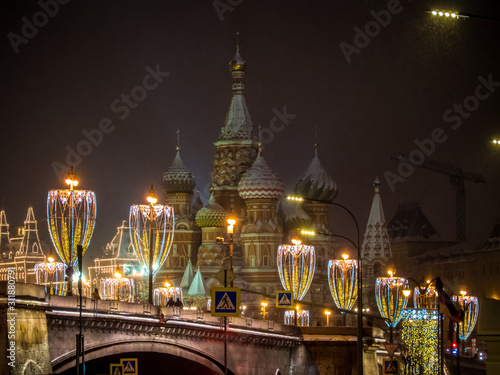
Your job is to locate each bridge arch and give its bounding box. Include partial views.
[52,338,236,374]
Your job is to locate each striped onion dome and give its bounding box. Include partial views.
[294,147,338,203]
[195,193,228,228]
[238,154,284,200]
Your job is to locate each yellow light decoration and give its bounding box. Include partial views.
[100,277,135,303]
[35,261,67,295]
[47,189,96,268]
[153,286,183,306]
[401,309,440,375]
[375,275,409,327]
[413,285,439,310]
[327,254,358,311]
[452,294,479,340]
[129,203,174,276]
[277,242,316,301]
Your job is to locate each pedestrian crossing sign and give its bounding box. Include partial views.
[120,358,138,375]
[276,291,293,308]
[211,287,240,317]
[382,358,399,375]
[110,364,123,375]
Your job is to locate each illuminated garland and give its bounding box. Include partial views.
[154,286,183,306]
[100,278,135,303]
[401,309,440,375]
[129,204,174,276]
[277,243,315,301]
[327,258,358,310]
[452,295,479,340]
[375,276,409,327]
[35,262,67,295]
[47,190,96,267]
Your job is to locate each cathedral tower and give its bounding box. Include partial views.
[212,42,259,219]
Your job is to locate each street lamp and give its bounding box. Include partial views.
[325,310,331,326]
[452,290,479,353]
[129,185,174,305]
[227,214,236,286]
[261,301,268,321]
[287,195,363,374]
[47,167,96,297]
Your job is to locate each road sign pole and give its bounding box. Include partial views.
[224,270,228,375]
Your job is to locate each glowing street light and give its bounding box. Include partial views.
[452,291,479,342]
[130,185,174,305]
[227,214,236,286]
[325,310,331,326]
[261,301,268,321]
[328,253,358,312]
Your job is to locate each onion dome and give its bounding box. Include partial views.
[294,147,338,203]
[238,154,284,200]
[229,43,246,72]
[162,150,196,194]
[280,198,312,229]
[195,193,228,228]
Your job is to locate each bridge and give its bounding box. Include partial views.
[1,282,384,375]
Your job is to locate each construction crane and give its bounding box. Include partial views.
[392,152,485,242]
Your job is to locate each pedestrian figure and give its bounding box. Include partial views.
[92,288,100,300]
[159,313,164,324]
[173,298,183,316]
[167,297,175,307]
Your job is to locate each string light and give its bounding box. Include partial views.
[375,273,409,327]
[277,242,315,301]
[401,309,440,375]
[328,254,358,311]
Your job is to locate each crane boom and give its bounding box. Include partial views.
[391,153,485,241]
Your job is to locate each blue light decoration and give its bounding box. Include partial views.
[35,262,67,295]
[375,273,409,327]
[401,309,440,375]
[129,204,174,276]
[452,294,479,340]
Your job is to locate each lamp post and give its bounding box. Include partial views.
[288,196,363,374]
[146,186,157,305]
[261,301,268,321]
[325,310,331,326]
[227,214,236,287]
[129,185,174,306]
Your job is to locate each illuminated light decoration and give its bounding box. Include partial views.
[277,241,316,301]
[100,277,135,303]
[300,230,315,236]
[375,275,409,327]
[401,309,440,375]
[35,261,67,295]
[153,286,183,306]
[129,204,174,276]
[284,309,309,326]
[286,196,304,202]
[493,139,499,145]
[47,189,96,268]
[452,294,479,340]
[412,285,439,310]
[327,254,358,311]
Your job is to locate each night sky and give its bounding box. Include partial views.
[1,0,500,267]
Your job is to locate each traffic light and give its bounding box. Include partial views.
[452,341,457,355]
